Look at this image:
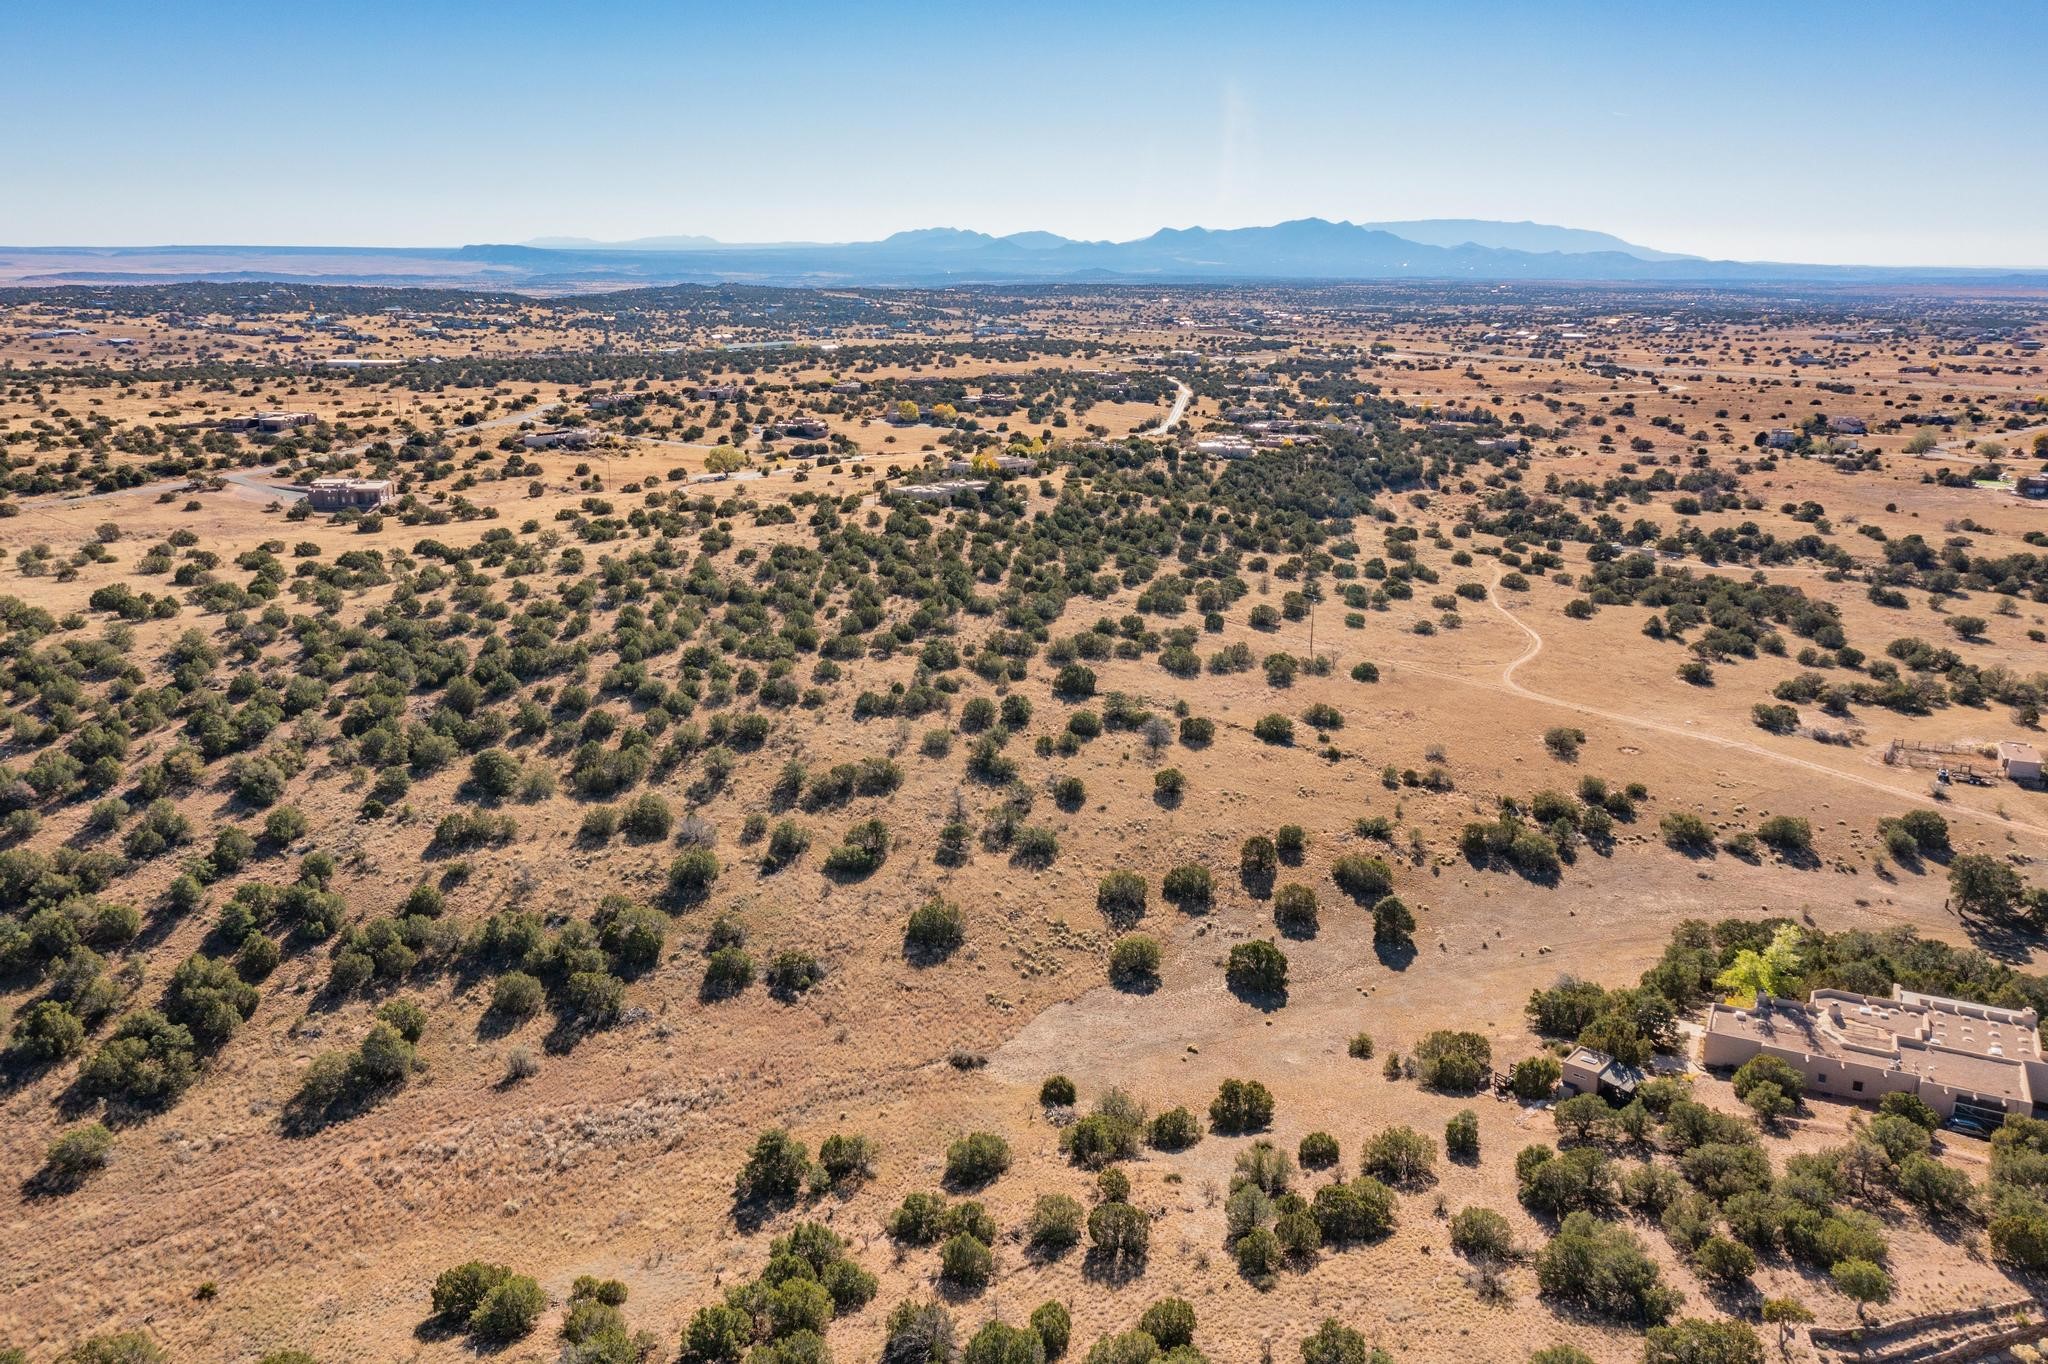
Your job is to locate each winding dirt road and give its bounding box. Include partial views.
[1393,570,2048,843]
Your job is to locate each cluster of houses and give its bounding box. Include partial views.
[1763,417,1867,451]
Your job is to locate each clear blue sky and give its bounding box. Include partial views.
[6,0,2042,266]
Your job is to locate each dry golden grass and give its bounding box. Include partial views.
[0,294,2044,1362]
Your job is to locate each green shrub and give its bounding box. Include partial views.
[938,1232,994,1288]
[1660,812,1714,851]
[1534,1211,1680,1324]
[667,847,720,899]
[1273,883,1319,936]
[11,1000,86,1063]
[962,1321,1043,1364]
[1161,863,1213,909]
[1299,1131,1340,1169]
[1445,1109,1480,1159]
[1086,1200,1150,1262]
[946,1131,1012,1188]
[1331,855,1394,902]
[1210,1078,1275,1134]
[1449,1205,1514,1261]
[1148,1105,1203,1151]
[1414,1030,1492,1092]
[819,819,889,876]
[1031,1300,1071,1358]
[1642,1320,1763,1364]
[1097,870,1147,921]
[1225,940,1288,996]
[1310,1177,1396,1244]
[1752,703,1800,735]
[1108,934,1161,987]
[43,1122,114,1186]
[469,1274,546,1342]
[765,950,824,998]
[1300,1319,1382,1364]
[889,1192,952,1245]
[1362,1125,1437,1186]
[1509,1055,1562,1100]
[1136,1299,1195,1350]
[1755,814,1813,854]
[79,1010,198,1107]
[1370,894,1414,948]
[1252,714,1295,744]
[735,1128,810,1202]
[1027,1193,1084,1253]
[702,944,754,998]
[433,1261,513,1323]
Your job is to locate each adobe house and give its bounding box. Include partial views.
[306,478,394,512]
[1702,985,2047,1132]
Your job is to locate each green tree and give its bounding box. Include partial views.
[1642,1319,1763,1364]
[1759,1299,1814,1362]
[1714,924,1801,1005]
[1950,853,2025,920]
[1831,1258,1892,1319]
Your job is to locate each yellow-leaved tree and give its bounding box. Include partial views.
[1715,924,1803,1006]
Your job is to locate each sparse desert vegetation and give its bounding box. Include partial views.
[1,271,2047,1364]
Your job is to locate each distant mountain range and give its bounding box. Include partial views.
[2,219,2041,290]
[521,219,1694,263]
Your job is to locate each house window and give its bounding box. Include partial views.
[1851,1081,1864,1093]
[1817,1073,1827,1083]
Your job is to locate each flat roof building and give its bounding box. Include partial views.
[945,455,1036,476]
[1702,984,2047,1129]
[522,428,598,450]
[893,479,988,505]
[306,478,394,512]
[1998,741,2042,783]
[223,411,316,433]
[1560,1046,1645,1104]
